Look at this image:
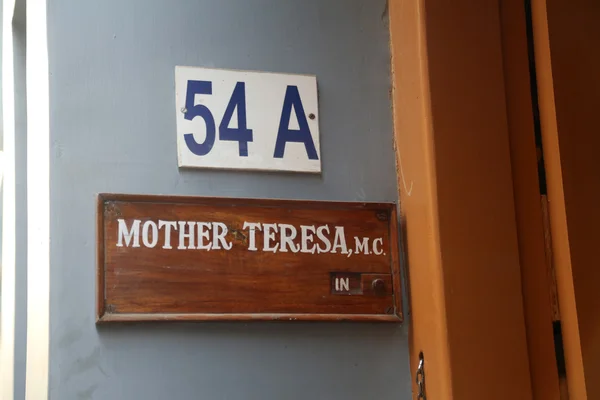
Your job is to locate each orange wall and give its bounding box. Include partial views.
[390,1,533,398]
[533,1,600,398]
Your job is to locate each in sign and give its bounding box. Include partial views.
[330,273,362,295]
[336,277,350,292]
[175,66,321,173]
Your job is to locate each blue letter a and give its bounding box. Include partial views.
[273,86,319,160]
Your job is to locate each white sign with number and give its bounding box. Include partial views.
[175,66,321,173]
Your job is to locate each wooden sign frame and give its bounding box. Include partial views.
[96,193,403,323]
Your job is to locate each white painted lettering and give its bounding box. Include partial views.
[178,221,197,250]
[354,236,370,255]
[331,226,348,254]
[316,225,331,254]
[212,222,232,250]
[278,224,299,253]
[243,222,262,251]
[340,278,350,291]
[197,222,212,250]
[335,277,350,292]
[142,221,159,248]
[115,218,372,255]
[373,238,384,255]
[117,219,141,248]
[263,223,280,253]
[159,220,177,249]
[300,225,316,254]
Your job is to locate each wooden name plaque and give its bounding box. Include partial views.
[96,194,403,323]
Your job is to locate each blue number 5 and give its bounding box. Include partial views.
[183,80,216,156]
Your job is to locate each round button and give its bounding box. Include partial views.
[372,279,386,293]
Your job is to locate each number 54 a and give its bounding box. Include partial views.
[182,80,319,160]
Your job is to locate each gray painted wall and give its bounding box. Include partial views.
[47,0,411,399]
